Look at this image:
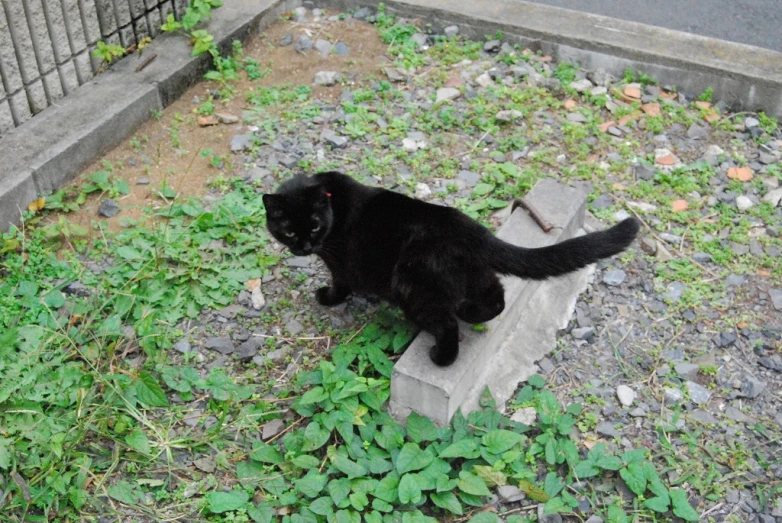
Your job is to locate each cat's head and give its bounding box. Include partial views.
[262,181,333,256]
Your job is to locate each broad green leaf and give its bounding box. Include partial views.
[619,463,646,496]
[596,455,623,471]
[670,489,700,521]
[398,473,423,504]
[43,289,65,308]
[301,422,331,452]
[292,455,321,469]
[334,510,361,523]
[543,496,566,514]
[458,471,491,497]
[606,505,629,523]
[206,490,249,513]
[471,183,495,197]
[116,246,142,260]
[482,429,522,454]
[374,474,399,503]
[574,459,600,478]
[467,513,499,523]
[643,495,670,513]
[543,472,564,498]
[372,498,393,512]
[472,465,507,488]
[309,497,334,516]
[396,442,430,474]
[331,455,367,479]
[527,374,545,388]
[406,412,438,443]
[349,491,369,511]
[249,442,282,464]
[328,478,352,505]
[518,480,549,502]
[621,448,646,464]
[248,503,274,523]
[536,389,560,425]
[106,481,144,505]
[125,430,151,455]
[544,438,556,465]
[439,438,480,459]
[0,438,10,469]
[300,386,329,405]
[295,471,327,498]
[133,371,169,407]
[430,491,463,515]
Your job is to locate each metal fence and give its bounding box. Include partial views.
[0,0,189,137]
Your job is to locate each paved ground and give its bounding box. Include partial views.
[520,0,782,52]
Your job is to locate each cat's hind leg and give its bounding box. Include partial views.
[315,280,351,306]
[455,271,505,324]
[401,297,460,366]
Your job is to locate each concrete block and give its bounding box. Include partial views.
[4,0,40,84]
[24,0,57,73]
[0,98,15,133]
[41,0,72,63]
[118,24,136,48]
[62,0,88,53]
[9,90,32,124]
[58,60,81,93]
[390,179,588,426]
[128,0,146,19]
[43,69,64,101]
[26,79,48,114]
[133,14,150,41]
[73,51,94,83]
[146,8,161,37]
[0,167,37,232]
[113,0,133,27]
[81,0,105,43]
[0,79,5,100]
[0,9,24,93]
[144,0,158,11]
[158,0,174,21]
[172,0,189,19]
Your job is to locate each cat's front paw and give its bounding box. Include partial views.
[429,344,458,367]
[315,286,347,306]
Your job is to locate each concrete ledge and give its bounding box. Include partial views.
[324,0,782,117]
[0,0,298,231]
[390,179,588,426]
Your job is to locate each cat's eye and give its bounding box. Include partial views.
[285,231,296,238]
[311,225,321,232]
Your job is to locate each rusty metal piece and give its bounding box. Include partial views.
[512,197,554,233]
[135,53,157,72]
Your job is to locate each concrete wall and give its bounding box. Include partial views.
[0,0,187,137]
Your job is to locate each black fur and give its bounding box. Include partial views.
[263,172,639,366]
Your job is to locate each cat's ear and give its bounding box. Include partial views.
[262,194,284,218]
[312,186,331,209]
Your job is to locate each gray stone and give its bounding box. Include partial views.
[286,256,311,268]
[759,152,778,164]
[174,339,192,353]
[596,422,621,438]
[457,170,480,187]
[640,237,657,255]
[664,387,683,405]
[497,485,525,503]
[664,281,685,302]
[686,123,708,140]
[737,375,765,398]
[314,71,340,86]
[602,269,626,287]
[629,407,647,417]
[286,319,304,336]
[136,177,150,185]
[334,42,349,55]
[280,33,293,46]
[570,79,593,93]
[585,517,604,523]
[725,273,747,286]
[571,326,594,340]
[616,385,635,407]
[759,354,782,372]
[383,67,407,82]
[591,193,614,210]
[315,39,332,57]
[702,144,724,166]
[607,126,623,137]
[415,183,432,199]
[193,456,216,473]
[634,163,655,181]
[352,6,372,20]
[763,188,782,207]
[496,109,522,123]
[435,87,461,103]
[320,129,348,149]
[295,35,312,53]
[411,33,427,48]
[566,112,588,123]
[674,363,700,379]
[511,407,536,425]
[231,134,253,152]
[744,117,760,128]
[98,199,120,218]
[483,40,501,52]
[769,289,782,311]
[685,381,711,405]
[204,336,234,355]
[724,406,751,422]
[235,339,263,361]
[537,504,562,523]
[262,419,285,439]
[736,195,754,211]
[444,25,459,38]
[690,409,718,424]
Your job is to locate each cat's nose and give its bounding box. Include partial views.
[302,242,312,253]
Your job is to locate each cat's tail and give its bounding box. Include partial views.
[487,218,640,280]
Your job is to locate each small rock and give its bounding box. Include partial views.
[702,144,724,166]
[204,336,234,355]
[640,237,657,255]
[457,170,480,187]
[334,42,349,55]
[215,113,239,124]
[383,66,407,82]
[315,39,332,57]
[602,269,627,287]
[674,362,700,379]
[570,79,593,93]
[352,6,372,20]
[537,504,562,523]
[744,116,760,128]
[475,72,493,88]
[314,71,340,86]
[136,177,150,185]
[685,381,711,405]
[194,456,216,473]
[511,407,537,425]
[686,123,708,140]
[196,115,218,127]
[174,339,192,353]
[286,256,311,268]
[762,188,782,207]
[262,419,285,439]
[690,409,718,424]
[410,33,427,49]
[483,40,501,53]
[444,25,459,38]
[571,326,594,340]
[596,422,621,438]
[415,183,432,199]
[495,109,522,123]
[286,319,304,335]
[769,289,782,311]
[737,375,765,398]
[664,281,685,302]
[280,33,293,46]
[497,485,525,503]
[320,129,348,149]
[231,134,253,152]
[98,199,120,218]
[585,517,604,523]
[435,87,461,103]
[629,407,646,417]
[295,35,312,53]
[251,286,265,310]
[735,195,754,212]
[724,406,751,423]
[616,385,635,407]
[664,387,683,405]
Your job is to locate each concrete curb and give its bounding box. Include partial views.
[390,179,588,426]
[325,0,782,117]
[0,0,298,231]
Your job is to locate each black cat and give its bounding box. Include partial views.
[263,171,639,366]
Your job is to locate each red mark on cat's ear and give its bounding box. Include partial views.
[326,192,332,197]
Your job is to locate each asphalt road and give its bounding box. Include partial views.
[520,0,782,52]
